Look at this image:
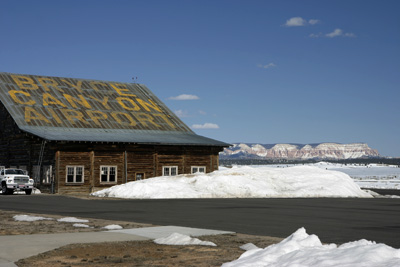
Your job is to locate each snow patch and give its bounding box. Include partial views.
[240,243,259,251]
[13,215,53,222]
[103,224,123,230]
[73,223,91,228]
[57,217,89,223]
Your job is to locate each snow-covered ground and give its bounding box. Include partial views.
[265,162,400,190]
[92,165,373,199]
[315,162,400,189]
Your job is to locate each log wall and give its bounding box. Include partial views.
[56,144,223,194]
[127,146,156,181]
[1,103,225,195]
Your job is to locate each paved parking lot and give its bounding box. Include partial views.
[1,194,400,248]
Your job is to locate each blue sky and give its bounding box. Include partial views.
[1,0,399,156]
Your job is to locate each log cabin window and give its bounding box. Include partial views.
[66,166,84,183]
[191,166,206,174]
[163,166,178,176]
[100,166,117,183]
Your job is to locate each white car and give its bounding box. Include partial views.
[0,169,34,195]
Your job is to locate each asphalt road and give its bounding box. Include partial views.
[365,188,400,196]
[1,195,400,248]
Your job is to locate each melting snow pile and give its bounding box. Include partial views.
[154,233,216,246]
[92,165,372,199]
[222,228,400,267]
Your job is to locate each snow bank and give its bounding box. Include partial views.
[92,165,372,199]
[222,228,400,267]
[154,233,216,246]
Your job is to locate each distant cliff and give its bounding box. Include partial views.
[220,143,380,160]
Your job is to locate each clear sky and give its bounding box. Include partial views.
[1,0,399,157]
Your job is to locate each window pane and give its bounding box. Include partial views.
[76,167,83,183]
[67,174,74,183]
[75,174,82,183]
[101,174,108,182]
[67,167,74,175]
[199,167,205,173]
[192,167,198,173]
[67,167,74,182]
[109,167,116,182]
[164,168,169,176]
[171,167,177,176]
[101,167,108,182]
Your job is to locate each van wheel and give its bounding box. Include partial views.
[25,189,32,195]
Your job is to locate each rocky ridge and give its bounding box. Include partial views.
[220,143,380,160]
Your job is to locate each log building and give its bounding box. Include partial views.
[0,72,229,194]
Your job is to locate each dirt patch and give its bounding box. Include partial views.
[0,209,152,235]
[15,234,282,267]
[0,209,282,266]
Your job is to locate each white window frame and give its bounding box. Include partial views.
[100,166,117,183]
[163,166,178,176]
[66,166,84,184]
[191,166,206,174]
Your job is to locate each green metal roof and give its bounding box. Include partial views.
[0,72,229,146]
